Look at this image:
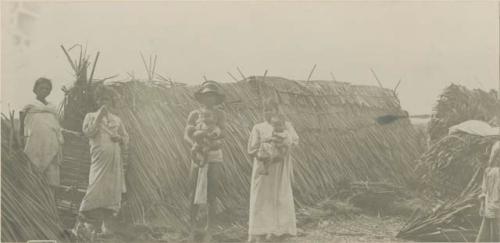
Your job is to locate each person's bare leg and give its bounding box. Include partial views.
[205,163,221,242]
[190,165,200,239]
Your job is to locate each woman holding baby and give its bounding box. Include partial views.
[184,80,226,242]
[247,98,299,242]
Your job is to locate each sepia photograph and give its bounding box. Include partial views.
[1,1,500,242]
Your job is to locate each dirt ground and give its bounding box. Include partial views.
[93,214,412,243]
[289,215,409,243]
[152,214,409,243]
[93,189,429,242]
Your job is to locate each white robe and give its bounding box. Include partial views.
[247,121,299,236]
[80,109,129,213]
[23,99,64,186]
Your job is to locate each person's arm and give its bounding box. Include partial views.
[82,113,99,138]
[283,121,299,147]
[184,110,198,147]
[118,119,130,148]
[215,109,226,140]
[82,106,107,138]
[247,125,260,158]
[118,119,130,172]
[480,172,487,199]
[19,110,27,147]
[488,142,500,166]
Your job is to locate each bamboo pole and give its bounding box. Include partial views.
[393,79,402,93]
[330,72,337,82]
[370,68,384,88]
[227,72,238,82]
[60,45,76,72]
[237,67,246,80]
[149,55,153,79]
[151,54,158,79]
[140,52,151,80]
[307,64,317,82]
[88,52,100,85]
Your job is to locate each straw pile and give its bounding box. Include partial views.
[397,168,483,242]
[1,116,64,242]
[60,76,424,231]
[398,84,499,242]
[428,84,499,144]
[413,85,499,198]
[415,133,497,198]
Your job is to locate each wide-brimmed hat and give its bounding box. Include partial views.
[194,81,225,105]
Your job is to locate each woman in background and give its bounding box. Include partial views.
[247,98,299,242]
[21,77,64,193]
[76,85,129,238]
[476,137,500,242]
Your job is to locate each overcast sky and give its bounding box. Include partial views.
[2,1,499,114]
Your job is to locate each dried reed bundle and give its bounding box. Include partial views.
[1,117,64,242]
[415,133,496,198]
[428,84,499,144]
[397,168,483,242]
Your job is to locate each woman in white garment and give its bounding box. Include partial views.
[77,85,129,238]
[20,78,64,192]
[247,98,299,242]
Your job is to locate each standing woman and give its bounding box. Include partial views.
[20,77,64,193]
[247,98,299,242]
[78,85,129,237]
[476,136,500,242]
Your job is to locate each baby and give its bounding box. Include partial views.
[188,109,222,167]
[256,114,288,175]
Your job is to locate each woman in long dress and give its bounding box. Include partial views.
[77,85,129,237]
[247,98,299,242]
[476,139,500,242]
[20,78,64,192]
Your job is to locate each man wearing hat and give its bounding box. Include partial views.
[184,80,226,241]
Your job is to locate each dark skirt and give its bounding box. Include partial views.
[476,217,500,242]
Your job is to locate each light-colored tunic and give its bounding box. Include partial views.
[80,109,129,213]
[187,107,225,204]
[23,99,64,186]
[247,121,299,236]
[481,141,500,218]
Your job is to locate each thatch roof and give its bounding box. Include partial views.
[60,76,424,231]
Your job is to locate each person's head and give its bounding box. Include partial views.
[262,97,280,122]
[194,81,225,107]
[94,85,115,108]
[33,77,52,99]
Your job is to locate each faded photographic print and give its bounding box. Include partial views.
[1,1,500,242]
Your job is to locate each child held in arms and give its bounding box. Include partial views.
[256,113,288,175]
[184,80,226,242]
[187,108,223,167]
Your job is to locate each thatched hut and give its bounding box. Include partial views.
[60,76,424,231]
